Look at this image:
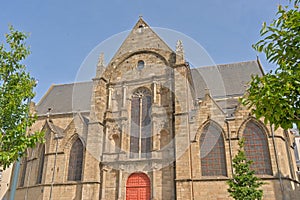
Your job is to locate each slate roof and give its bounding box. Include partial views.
[191,60,263,99]
[36,60,263,116]
[36,81,93,115]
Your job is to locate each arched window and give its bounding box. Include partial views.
[200,123,227,176]
[68,138,84,181]
[19,157,27,187]
[130,88,152,159]
[37,145,45,184]
[243,121,272,175]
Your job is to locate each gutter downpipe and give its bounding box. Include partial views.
[271,125,285,200]
[9,160,20,200]
[225,119,234,176]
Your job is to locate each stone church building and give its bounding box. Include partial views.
[8,18,300,199]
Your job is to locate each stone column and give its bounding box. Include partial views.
[118,170,123,200]
[153,81,157,104]
[122,85,127,108]
[102,169,107,199]
[108,87,113,109]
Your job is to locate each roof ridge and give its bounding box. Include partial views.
[192,60,257,70]
[217,60,257,66]
[51,80,93,87]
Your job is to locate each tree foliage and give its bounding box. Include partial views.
[242,0,300,130]
[0,26,43,169]
[227,139,264,200]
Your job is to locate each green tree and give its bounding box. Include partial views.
[0,26,43,169]
[227,139,264,200]
[242,0,300,130]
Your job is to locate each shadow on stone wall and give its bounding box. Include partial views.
[272,171,300,200]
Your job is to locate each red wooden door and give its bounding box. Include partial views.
[126,173,150,200]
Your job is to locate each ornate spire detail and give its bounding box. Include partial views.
[97,52,105,67]
[96,52,105,77]
[176,40,185,64]
[176,40,184,54]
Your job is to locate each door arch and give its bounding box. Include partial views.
[126,173,150,200]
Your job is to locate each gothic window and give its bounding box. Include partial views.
[37,145,45,184]
[243,121,272,175]
[19,157,27,187]
[68,138,84,181]
[200,123,227,176]
[130,88,152,159]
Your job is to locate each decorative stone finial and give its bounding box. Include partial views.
[205,88,210,93]
[96,52,105,77]
[97,52,105,67]
[176,40,184,54]
[47,107,52,118]
[176,40,185,64]
[204,88,210,97]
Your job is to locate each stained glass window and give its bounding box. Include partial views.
[37,145,45,184]
[243,121,272,175]
[68,138,83,181]
[200,123,227,176]
[130,88,152,158]
[19,157,27,187]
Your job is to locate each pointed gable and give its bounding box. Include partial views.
[63,113,89,136]
[201,92,225,116]
[109,17,173,64]
[41,119,64,139]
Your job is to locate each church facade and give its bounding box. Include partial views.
[8,18,300,200]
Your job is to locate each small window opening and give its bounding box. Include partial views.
[137,60,145,70]
[138,25,144,34]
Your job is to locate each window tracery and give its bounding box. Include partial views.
[130,88,152,159]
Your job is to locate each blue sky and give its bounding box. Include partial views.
[1,0,285,101]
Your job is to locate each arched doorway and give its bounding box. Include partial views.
[126,173,150,200]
